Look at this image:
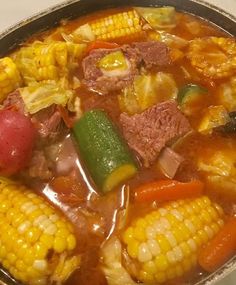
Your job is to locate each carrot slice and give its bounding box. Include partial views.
[134,180,204,203]
[198,217,236,273]
[86,40,119,53]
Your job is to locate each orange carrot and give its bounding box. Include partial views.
[86,40,119,53]
[198,217,236,273]
[134,180,204,203]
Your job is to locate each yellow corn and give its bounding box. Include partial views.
[0,177,80,285]
[11,41,86,85]
[89,10,142,40]
[122,196,224,284]
[0,57,22,103]
[187,37,236,79]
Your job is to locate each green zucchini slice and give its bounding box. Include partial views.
[72,110,138,193]
[177,83,208,115]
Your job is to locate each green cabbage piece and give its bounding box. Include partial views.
[136,7,176,30]
[198,149,236,198]
[118,73,177,115]
[20,83,73,114]
[101,237,138,285]
[72,24,95,42]
[217,76,236,112]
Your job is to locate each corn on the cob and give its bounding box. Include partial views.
[89,10,143,40]
[122,196,224,284]
[187,37,236,79]
[11,41,86,86]
[0,177,80,285]
[0,57,22,103]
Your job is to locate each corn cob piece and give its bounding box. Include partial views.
[122,196,224,284]
[11,41,86,86]
[0,177,80,285]
[0,57,22,103]
[89,10,143,40]
[187,37,236,79]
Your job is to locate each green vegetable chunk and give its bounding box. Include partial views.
[177,83,208,115]
[72,110,137,193]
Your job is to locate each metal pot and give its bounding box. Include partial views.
[0,0,235,284]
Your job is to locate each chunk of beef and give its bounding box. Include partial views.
[82,46,140,95]
[157,147,185,179]
[133,41,171,68]
[31,106,63,141]
[2,90,26,114]
[82,41,171,95]
[120,100,191,166]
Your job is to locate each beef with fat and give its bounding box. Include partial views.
[82,41,171,95]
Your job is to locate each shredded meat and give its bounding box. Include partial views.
[120,100,191,166]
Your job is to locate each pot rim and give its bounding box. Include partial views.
[0,0,235,56]
[0,1,235,285]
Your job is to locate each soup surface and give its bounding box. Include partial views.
[0,6,236,285]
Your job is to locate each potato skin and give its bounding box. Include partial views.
[0,110,36,175]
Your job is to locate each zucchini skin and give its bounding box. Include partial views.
[72,110,137,193]
[177,84,207,104]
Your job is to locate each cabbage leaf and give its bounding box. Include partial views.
[20,83,73,114]
[198,149,236,199]
[101,237,138,285]
[136,7,176,30]
[118,73,177,115]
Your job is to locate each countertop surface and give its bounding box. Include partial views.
[0,0,235,284]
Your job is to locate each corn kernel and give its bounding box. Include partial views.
[138,242,152,262]
[143,260,157,275]
[139,270,154,283]
[179,242,191,257]
[200,210,212,224]
[53,236,67,253]
[156,235,171,253]
[127,240,139,258]
[67,234,77,250]
[25,227,41,244]
[198,229,209,244]
[155,254,169,271]
[40,234,54,248]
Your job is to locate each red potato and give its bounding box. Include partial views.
[0,110,36,175]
